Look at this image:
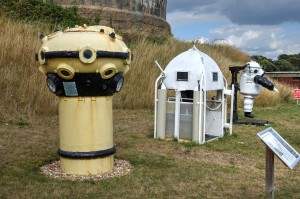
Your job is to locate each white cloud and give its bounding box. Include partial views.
[187,37,210,44]
[167,1,300,59]
[210,25,299,59]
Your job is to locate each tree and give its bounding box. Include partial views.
[278,54,289,60]
[252,53,300,72]
[287,57,300,69]
[274,60,295,71]
[251,55,278,71]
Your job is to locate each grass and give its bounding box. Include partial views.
[0,103,300,199]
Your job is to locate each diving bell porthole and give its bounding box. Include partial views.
[105,69,113,76]
[38,47,49,65]
[83,49,93,59]
[100,63,117,79]
[47,77,56,93]
[79,46,96,63]
[116,77,124,92]
[61,70,70,77]
[46,74,63,94]
[40,51,45,60]
[177,72,189,81]
[56,64,75,80]
[109,73,124,92]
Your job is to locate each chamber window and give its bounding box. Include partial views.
[212,72,218,82]
[177,72,189,81]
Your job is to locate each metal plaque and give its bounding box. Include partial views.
[63,82,78,96]
[257,127,300,169]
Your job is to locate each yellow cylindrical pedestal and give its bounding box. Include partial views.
[58,96,114,175]
[60,156,113,175]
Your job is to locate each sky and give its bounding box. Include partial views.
[166,0,300,59]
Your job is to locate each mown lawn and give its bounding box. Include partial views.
[0,103,299,199]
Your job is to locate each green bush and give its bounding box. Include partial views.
[0,0,89,27]
[252,53,300,71]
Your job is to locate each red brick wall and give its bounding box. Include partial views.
[272,77,300,89]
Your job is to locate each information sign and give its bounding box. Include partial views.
[258,127,300,169]
[294,89,300,99]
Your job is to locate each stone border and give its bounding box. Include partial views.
[40,159,132,181]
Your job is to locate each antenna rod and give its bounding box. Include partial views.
[155,60,165,75]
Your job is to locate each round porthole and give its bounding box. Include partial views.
[57,64,75,80]
[116,76,124,92]
[46,74,63,94]
[83,49,93,59]
[100,63,117,79]
[60,70,71,77]
[109,73,124,92]
[40,51,45,60]
[46,76,57,93]
[79,46,96,64]
[38,47,49,65]
[105,69,113,76]
[123,48,132,65]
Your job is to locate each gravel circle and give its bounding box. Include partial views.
[40,159,133,181]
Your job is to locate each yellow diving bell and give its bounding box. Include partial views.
[36,25,131,175]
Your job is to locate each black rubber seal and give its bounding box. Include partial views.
[45,51,79,59]
[44,51,129,59]
[58,146,116,159]
[96,51,129,59]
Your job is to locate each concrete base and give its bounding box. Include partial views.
[234,119,268,126]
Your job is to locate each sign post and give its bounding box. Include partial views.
[265,146,274,199]
[257,127,300,199]
[294,89,300,105]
